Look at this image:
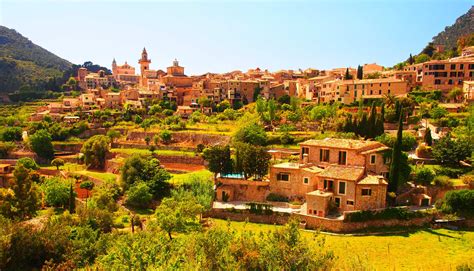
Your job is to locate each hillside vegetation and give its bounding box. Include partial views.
[0,25,72,92]
[431,6,474,51]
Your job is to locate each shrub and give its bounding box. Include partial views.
[344,207,427,222]
[266,193,289,202]
[246,202,273,215]
[415,167,435,186]
[159,130,172,144]
[434,167,470,178]
[0,141,15,158]
[125,182,153,208]
[441,190,474,216]
[17,157,39,170]
[279,131,294,145]
[461,175,474,188]
[1,127,22,141]
[433,175,453,188]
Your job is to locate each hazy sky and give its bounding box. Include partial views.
[0,0,471,74]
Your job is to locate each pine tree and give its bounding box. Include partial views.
[389,108,403,193]
[69,183,75,213]
[424,127,433,146]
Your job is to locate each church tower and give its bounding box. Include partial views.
[112,58,117,77]
[138,47,151,87]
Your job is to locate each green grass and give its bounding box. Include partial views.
[42,162,117,182]
[169,169,212,186]
[211,219,474,270]
[111,148,196,157]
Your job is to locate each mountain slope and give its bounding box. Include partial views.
[0,25,72,93]
[430,6,474,50]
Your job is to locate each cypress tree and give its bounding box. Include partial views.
[424,127,433,146]
[357,65,363,80]
[359,113,368,138]
[344,68,352,80]
[394,100,401,120]
[375,104,385,137]
[408,54,414,65]
[389,107,404,193]
[68,183,75,214]
[367,102,377,138]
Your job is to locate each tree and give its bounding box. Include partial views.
[155,191,202,240]
[106,130,121,144]
[159,129,172,144]
[356,65,363,79]
[0,141,15,158]
[125,182,152,208]
[51,158,65,170]
[202,145,233,179]
[253,86,262,101]
[448,87,463,103]
[344,68,352,80]
[415,53,430,64]
[389,108,404,193]
[234,143,271,180]
[17,157,39,170]
[424,127,433,146]
[432,134,473,166]
[5,165,40,219]
[1,127,22,141]
[120,154,171,197]
[367,102,377,138]
[42,177,71,207]
[267,99,277,126]
[408,53,414,65]
[80,180,95,206]
[421,42,436,57]
[68,183,75,213]
[234,122,267,146]
[415,167,435,186]
[29,129,54,160]
[81,135,110,169]
[278,94,291,105]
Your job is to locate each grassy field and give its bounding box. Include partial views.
[111,148,196,157]
[169,169,212,186]
[211,219,474,270]
[42,163,117,182]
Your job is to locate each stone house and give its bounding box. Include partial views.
[216,138,390,218]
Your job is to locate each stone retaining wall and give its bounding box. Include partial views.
[205,208,435,233]
[203,209,290,225]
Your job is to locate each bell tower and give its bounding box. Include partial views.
[138,47,151,87]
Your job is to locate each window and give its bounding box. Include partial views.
[451,64,456,70]
[320,149,330,162]
[379,90,382,95]
[346,200,354,206]
[324,180,334,191]
[370,154,376,165]
[334,197,341,208]
[338,181,346,195]
[303,177,309,184]
[362,188,372,196]
[277,173,290,181]
[338,151,347,165]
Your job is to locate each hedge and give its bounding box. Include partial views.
[344,207,428,222]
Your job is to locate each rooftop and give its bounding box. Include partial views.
[272,162,303,169]
[318,165,365,181]
[358,175,388,185]
[300,138,385,151]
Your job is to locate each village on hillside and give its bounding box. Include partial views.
[0,4,473,270]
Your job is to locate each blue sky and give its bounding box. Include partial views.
[0,0,471,74]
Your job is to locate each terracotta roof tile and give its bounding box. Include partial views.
[318,165,365,181]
